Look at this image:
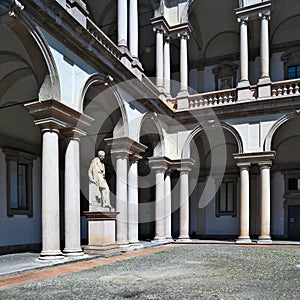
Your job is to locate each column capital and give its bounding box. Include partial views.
[177,32,190,40]
[234,151,275,165]
[237,16,249,24]
[149,156,168,172]
[105,137,147,157]
[25,100,94,132]
[129,153,142,162]
[61,128,87,141]
[237,162,251,170]
[258,160,272,168]
[177,158,195,173]
[258,10,271,20]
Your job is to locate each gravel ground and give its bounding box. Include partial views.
[1,244,300,299]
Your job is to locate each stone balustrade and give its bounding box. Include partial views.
[271,79,300,97]
[86,18,122,60]
[189,88,237,109]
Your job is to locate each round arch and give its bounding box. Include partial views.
[139,112,165,157]
[204,31,239,59]
[182,122,243,159]
[271,14,300,45]
[79,73,129,137]
[18,13,61,101]
[264,112,299,152]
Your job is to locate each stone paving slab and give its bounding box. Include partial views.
[1,243,300,299]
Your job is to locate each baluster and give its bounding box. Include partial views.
[228,94,233,103]
[204,98,208,107]
[289,85,294,95]
[194,98,199,108]
[271,88,277,97]
[208,97,213,106]
[213,96,218,105]
[277,87,282,96]
[283,86,288,96]
[295,83,300,94]
[189,99,194,108]
[223,95,228,103]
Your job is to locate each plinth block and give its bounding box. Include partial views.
[84,211,120,256]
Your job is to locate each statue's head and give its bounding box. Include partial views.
[98,150,105,159]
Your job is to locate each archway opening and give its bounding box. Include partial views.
[80,81,125,242]
[138,117,163,240]
[271,117,300,240]
[189,126,239,239]
[0,18,49,253]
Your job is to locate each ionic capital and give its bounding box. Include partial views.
[237,16,249,24]
[258,10,271,21]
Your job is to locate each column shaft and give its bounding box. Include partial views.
[154,170,165,239]
[64,138,83,255]
[179,170,189,239]
[128,160,139,243]
[180,35,188,92]
[237,164,251,243]
[239,18,249,83]
[156,29,164,89]
[260,14,270,79]
[259,163,272,242]
[40,130,63,259]
[116,154,129,244]
[118,0,128,47]
[129,0,138,58]
[164,171,172,239]
[164,37,171,95]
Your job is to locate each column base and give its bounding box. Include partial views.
[63,249,84,256]
[117,241,130,246]
[39,250,64,260]
[84,244,121,257]
[154,236,167,241]
[178,235,190,242]
[129,240,140,244]
[257,236,272,244]
[236,236,252,244]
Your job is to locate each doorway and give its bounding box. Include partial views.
[288,206,300,240]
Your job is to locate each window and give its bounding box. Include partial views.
[281,49,300,80]
[288,178,300,191]
[216,180,236,217]
[4,149,35,217]
[212,61,238,90]
[287,65,300,80]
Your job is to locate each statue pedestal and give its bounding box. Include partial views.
[84,211,120,257]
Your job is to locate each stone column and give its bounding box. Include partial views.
[63,130,84,256]
[164,169,172,239]
[129,0,138,58]
[237,162,251,243]
[179,167,190,240]
[128,155,140,244]
[238,17,249,85]
[164,36,171,95]
[180,33,188,93]
[154,167,166,240]
[115,151,129,245]
[259,12,271,81]
[40,129,63,259]
[155,28,164,90]
[258,161,272,243]
[118,0,128,47]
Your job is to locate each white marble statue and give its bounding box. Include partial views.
[88,150,114,211]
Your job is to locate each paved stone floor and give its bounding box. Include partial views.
[1,243,300,299]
